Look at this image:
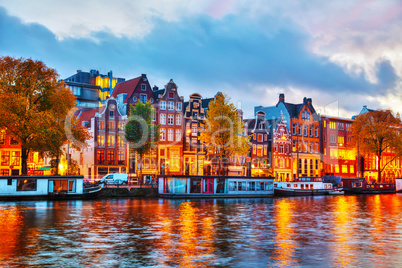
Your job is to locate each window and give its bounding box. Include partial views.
[108,135,115,147]
[160,101,166,110]
[1,151,10,166]
[141,84,146,91]
[11,151,20,166]
[107,151,115,164]
[335,164,340,173]
[160,128,166,141]
[160,114,166,125]
[258,134,263,142]
[292,123,296,134]
[118,135,124,147]
[140,94,147,103]
[169,92,174,99]
[253,144,256,154]
[108,122,115,131]
[264,145,267,155]
[118,151,124,163]
[298,125,302,135]
[310,126,313,137]
[17,179,37,191]
[176,129,181,141]
[338,136,344,145]
[279,145,284,153]
[98,121,105,130]
[324,120,326,128]
[10,136,19,145]
[315,127,318,137]
[304,125,308,136]
[257,145,263,156]
[350,165,355,174]
[109,111,114,119]
[177,102,182,111]
[342,165,348,173]
[117,123,124,131]
[168,114,174,125]
[97,150,105,164]
[176,115,182,125]
[168,101,174,110]
[168,129,174,141]
[265,134,267,141]
[97,134,105,146]
[310,142,313,153]
[293,140,296,152]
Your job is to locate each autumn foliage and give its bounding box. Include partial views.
[351,110,402,182]
[0,56,90,175]
[200,93,251,175]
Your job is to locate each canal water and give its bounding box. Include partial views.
[1,195,402,267]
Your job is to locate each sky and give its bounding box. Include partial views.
[0,0,401,119]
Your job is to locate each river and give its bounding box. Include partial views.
[1,194,402,267]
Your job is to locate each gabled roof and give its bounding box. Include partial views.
[111,76,141,103]
[77,107,105,127]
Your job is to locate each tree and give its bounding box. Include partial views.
[200,93,251,175]
[351,110,402,182]
[125,101,159,185]
[0,56,90,175]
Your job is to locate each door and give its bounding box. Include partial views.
[203,178,214,193]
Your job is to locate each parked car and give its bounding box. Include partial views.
[99,173,128,185]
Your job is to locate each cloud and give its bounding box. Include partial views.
[0,1,401,119]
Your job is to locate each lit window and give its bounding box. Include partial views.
[160,129,166,141]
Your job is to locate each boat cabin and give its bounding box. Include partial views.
[0,176,84,199]
[158,175,274,198]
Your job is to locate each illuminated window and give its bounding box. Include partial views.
[107,151,114,164]
[108,135,115,147]
[342,165,348,173]
[253,144,256,154]
[117,123,124,131]
[97,135,105,146]
[118,151,124,162]
[168,129,174,141]
[257,145,263,156]
[1,151,10,166]
[350,165,354,174]
[11,151,20,166]
[335,164,340,173]
[97,150,105,164]
[264,145,267,155]
[108,122,115,131]
[258,134,263,142]
[118,135,124,147]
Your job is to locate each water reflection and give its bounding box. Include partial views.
[271,198,297,266]
[1,195,402,267]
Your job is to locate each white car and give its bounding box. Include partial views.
[99,173,128,185]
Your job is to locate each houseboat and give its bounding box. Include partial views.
[158,175,274,198]
[274,177,343,196]
[341,178,395,194]
[0,175,95,200]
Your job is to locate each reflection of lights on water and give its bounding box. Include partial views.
[272,199,297,266]
[332,196,357,266]
[0,207,23,256]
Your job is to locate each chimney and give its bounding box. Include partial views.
[153,85,159,91]
[307,98,312,106]
[279,93,285,103]
[303,97,307,103]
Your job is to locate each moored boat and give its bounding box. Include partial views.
[158,175,274,198]
[341,178,395,194]
[274,177,338,196]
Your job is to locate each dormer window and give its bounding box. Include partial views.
[169,92,174,99]
[141,84,146,91]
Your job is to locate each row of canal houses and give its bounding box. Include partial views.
[1,69,401,183]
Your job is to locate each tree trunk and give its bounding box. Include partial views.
[21,147,28,176]
[377,152,381,183]
[56,156,60,176]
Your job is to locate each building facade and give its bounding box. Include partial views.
[63,69,125,108]
[320,115,356,178]
[153,80,184,175]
